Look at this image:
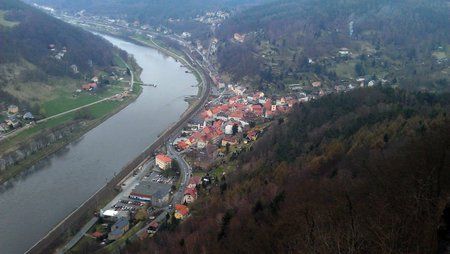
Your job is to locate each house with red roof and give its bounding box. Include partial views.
[187,176,201,189]
[156,154,172,170]
[183,187,198,204]
[197,135,208,149]
[264,99,272,111]
[250,104,264,116]
[174,204,189,219]
[176,140,189,151]
[82,82,97,91]
[221,135,238,147]
[229,111,244,121]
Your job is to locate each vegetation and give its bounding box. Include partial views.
[29,0,268,23]
[0,0,126,111]
[215,0,449,92]
[125,87,450,253]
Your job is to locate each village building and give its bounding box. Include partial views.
[338,47,350,57]
[8,105,19,114]
[312,81,322,87]
[187,176,201,189]
[23,112,35,120]
[129,182,171,207]
[183,187,198,204]
[233,33,246,43]
[155,154,172,170]
[82,83,97,91]
[108,218,129,241]
[221,135,238,147]
[174,204,189,219]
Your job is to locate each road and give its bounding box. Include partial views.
[55,36,210,254]
[57,159,154,253]
[39,57,134,124]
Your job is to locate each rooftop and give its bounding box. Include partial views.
[131,181,171,200]
[156,154,172,163]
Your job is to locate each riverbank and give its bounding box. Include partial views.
[24,33,210,254]
[0,58,142,185]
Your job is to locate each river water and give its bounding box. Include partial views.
[0,34,197,254]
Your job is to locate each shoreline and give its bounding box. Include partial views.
[0,62,142,186]
[25,32,211,254]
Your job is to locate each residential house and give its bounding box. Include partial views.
[156,154,172,170]
[187,176,201,189]
[82,83,97,91]
[312,81,322,87]
[233,33,246,43]
[229,111,244,121]
[174,204,189,220]
[183,188,198,204]
[176,140,189,151]
[108,218,129,241]
[5,116,20,129]
[250,104,264,117]
[338,48,350,57]
[23,112,35,120]
[8,105,19,114]
[221,135,238,147]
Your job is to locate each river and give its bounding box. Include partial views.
[0,34,198,254]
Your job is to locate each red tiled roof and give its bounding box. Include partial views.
[189,176,201,186]
[156,154,172,163]
[175,204,189,216]
[92,231,104,238]
[177,140,189,150]
[184,187,197,197]
[223,135,237,142]
[230,111,244,119]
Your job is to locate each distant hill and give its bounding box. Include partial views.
[26,0,268,23]
[127,87,450,253]
[0,0,124,108]
[215,0,450,92]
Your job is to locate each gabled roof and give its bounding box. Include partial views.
[175,204,189,216]
[188,176,201,186]
[113,218,129,229]
[156,154,172,163]
[184,187,197,197]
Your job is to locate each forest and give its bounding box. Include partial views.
[27,0,269,24]
[216,0,450,92]
[0,0,125,109]
[125,87,450,253]
[0,0,122,74]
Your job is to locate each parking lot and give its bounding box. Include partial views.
[107,170,175,214]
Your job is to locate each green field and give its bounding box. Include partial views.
[0,100,123,153]
[41,84,126,117]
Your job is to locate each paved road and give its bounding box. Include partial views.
[57,217,98,254]
[36,97,112,124]
[55,33,211,253]
[57,159,154,253]
[39,57,134,125]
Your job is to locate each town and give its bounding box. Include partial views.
[24,5,388,253]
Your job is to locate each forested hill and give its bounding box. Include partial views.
[216,0,450,92]
[127,87,450,253]
[0,0,125,107]
[0,0,121,75]
[26,0,268,22]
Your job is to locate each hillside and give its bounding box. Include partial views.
[126,87,450,253]
[215,0,450,92]
[27,0,268,23]
[0,0,125,109]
